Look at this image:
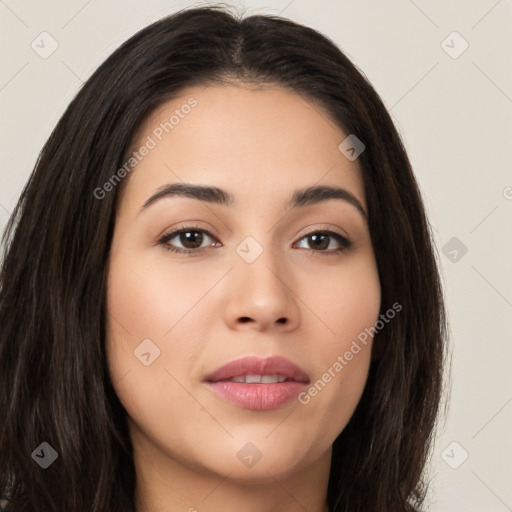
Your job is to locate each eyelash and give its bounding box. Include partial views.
[157,225,352,257]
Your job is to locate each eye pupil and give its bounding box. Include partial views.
[309,233,329,250]
[181,230,203,248]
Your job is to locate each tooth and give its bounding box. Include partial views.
[261,375,279,383]
[223,374,289,383]
[245,374,262,384]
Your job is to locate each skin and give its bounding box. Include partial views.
[105,83,381,512]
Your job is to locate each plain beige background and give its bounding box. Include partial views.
[1,1,511,510]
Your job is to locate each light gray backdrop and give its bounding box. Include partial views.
[1,1,511,510]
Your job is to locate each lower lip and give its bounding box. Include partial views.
[204,381,308,410]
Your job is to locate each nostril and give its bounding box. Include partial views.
[239,317,251,323]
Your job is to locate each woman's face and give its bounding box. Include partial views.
[106,83,381,486]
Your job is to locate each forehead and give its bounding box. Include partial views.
[122,83,366,212]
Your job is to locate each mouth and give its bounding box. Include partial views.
[210,374,296,384]
[203,355,310,384]
[203,355,310,410]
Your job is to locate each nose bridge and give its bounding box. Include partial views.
[234,232,288,298]
[223,229,300,330]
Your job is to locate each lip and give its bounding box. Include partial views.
[203,355,310,411]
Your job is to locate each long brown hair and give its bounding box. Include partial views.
[0,4,447,511]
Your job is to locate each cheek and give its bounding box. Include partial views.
[308,251,381,345]
[104,249,183,396]
[295,254,380,436]
[104,256,205,446]
[106,252,191,338]
[105,245,218,361]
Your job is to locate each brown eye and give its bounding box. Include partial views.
[295,231,352,254]
[158,227,351,256]
[174,230,204,249]
[158,227,219,254]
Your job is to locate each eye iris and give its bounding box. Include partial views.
[309,233,329,250]
[181,230,203,249]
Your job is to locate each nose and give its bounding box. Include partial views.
[223,244,301,332]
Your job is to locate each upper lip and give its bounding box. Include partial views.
[203,355,310,383]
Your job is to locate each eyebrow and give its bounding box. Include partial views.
[140,183,368,220]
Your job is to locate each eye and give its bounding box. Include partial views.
[294,230,352,255]
[158,226,352,256]
[158,226,219,255]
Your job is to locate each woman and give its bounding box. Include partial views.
[0,4,447,511]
